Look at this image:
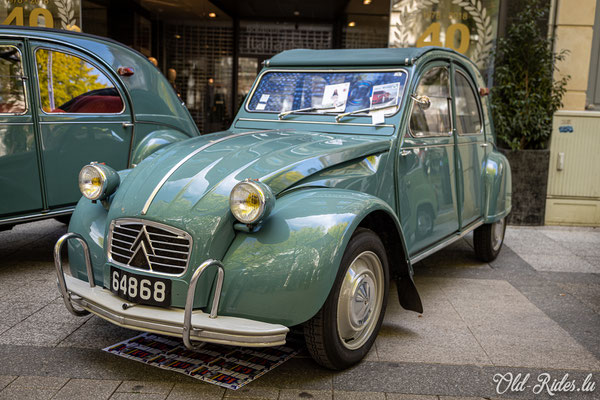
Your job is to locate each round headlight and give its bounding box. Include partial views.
[229,180,275,224]
[78,163,120,201]
[79,164,106,200]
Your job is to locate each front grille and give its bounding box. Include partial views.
[108,219,192,276]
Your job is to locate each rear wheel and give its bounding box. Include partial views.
[304,228,389,370]
[473,217,506,262]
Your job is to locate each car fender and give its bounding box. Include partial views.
[130,129,191,166]
[483,148,512,223]
[218,187,418,326]
[66,170,132,286]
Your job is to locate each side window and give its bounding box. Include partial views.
[409,67,450,137]
[35,49,124,114]
[454,71,482,135]
[0,45,27,114]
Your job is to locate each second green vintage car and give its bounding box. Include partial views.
[0,27,199,230]
[55,46,511,370]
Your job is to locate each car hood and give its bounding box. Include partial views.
[107,129,391,259]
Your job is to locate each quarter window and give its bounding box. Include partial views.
[409,67,451,137]
[454,71,482,135]
[35,49,124,114]
[0,45,27,114]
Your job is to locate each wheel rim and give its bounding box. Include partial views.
[336,251,384,350]
[491,217,505,252]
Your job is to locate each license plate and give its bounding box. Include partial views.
[110,267,171,307]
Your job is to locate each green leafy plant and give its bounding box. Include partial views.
[491,0,569,150]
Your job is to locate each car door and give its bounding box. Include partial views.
[451,64,486,228]
[0,40,44,218]
[30,42,133,209]
[398,63,459,255]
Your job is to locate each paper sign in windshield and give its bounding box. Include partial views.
[321,82,350,112]
[370,82,400,109]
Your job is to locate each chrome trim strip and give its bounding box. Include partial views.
[0,207,74,225]
[237,117,395,128]
[38,120,131,124]
[141,129,271,215]
[410,220,484,264]
[402,143,454,149]
[401,141,485,151]
[107,218,193,278]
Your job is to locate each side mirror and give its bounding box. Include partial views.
[410,94,431,110]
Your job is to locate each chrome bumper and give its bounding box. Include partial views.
[54,233,289,348]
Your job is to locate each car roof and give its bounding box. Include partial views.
[266,46,465,67]
[0,26,199,136]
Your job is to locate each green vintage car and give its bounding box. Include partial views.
[55,47,511,370]
[0,27,199,230]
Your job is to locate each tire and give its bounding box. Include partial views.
[304,228,389,370]
[473,217,507,262]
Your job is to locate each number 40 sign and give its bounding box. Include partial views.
[389,0,499,71]
[2,0,81,31]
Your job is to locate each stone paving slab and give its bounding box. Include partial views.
[53,378,121,400]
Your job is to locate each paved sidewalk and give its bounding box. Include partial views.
[0,220,598,399]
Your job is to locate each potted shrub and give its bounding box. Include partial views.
[491,0,569,225]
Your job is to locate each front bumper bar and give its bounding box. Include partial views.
[54,233,288,348]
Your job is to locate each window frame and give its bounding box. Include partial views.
[244,68,409,119]
[0,44,29,116]
[33,46,126,116]
[453,68,484,136]
[408,64,453,138]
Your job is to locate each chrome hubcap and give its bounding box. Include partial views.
[491,217,505,252]
[337,251,384,350]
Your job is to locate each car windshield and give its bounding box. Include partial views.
[247,70,408,116]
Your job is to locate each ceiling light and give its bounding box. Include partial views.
[348,21,356,27]
[293,10,300,16]
[208,12,216,18]
[363,0,372,4]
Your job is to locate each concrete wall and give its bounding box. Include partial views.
[553,0,597,110]
[545,0,600,226]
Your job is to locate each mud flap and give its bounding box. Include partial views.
[396,276,423,314]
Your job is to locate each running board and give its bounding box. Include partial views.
[409,220,484,264]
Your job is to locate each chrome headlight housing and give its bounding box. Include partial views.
[229,179,275,224]
[78,162,120,201]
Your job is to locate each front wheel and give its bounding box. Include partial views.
[473,217,507,262]
[304,228,389,370]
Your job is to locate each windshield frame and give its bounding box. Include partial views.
[244,68,410,119]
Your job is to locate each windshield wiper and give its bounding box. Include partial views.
[278,103,341,120]
[335,103,397,123]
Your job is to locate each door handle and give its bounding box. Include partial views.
[122,122,134,128]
